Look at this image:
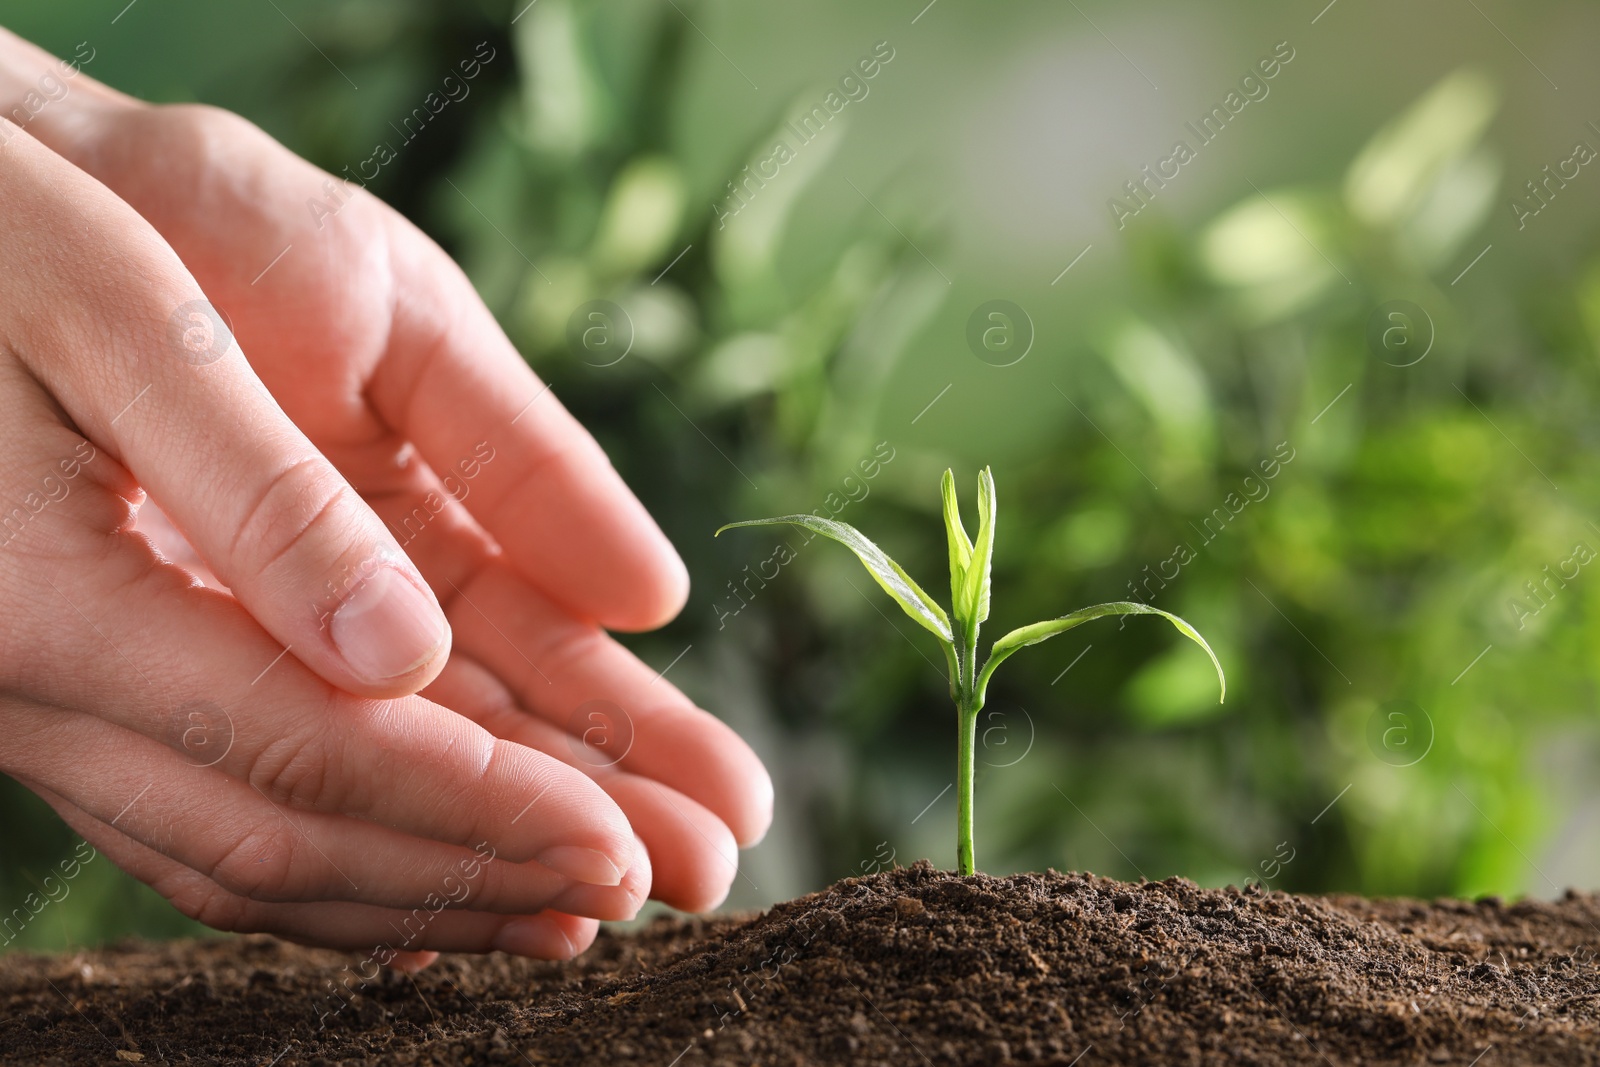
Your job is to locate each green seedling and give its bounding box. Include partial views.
[718,467,1225,876]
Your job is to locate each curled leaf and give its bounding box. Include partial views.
[716,514,953,644]
[975,601,1224,705]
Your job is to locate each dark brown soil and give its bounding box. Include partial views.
[4,862,1599,1065]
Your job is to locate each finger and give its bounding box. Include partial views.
[426,655,741,912]
[315,433,497,596]
[368,226,688,632]
[353,478,767,860]
[389,951,440,974]
[0,31,140,144]
[1,467,637,884]
[4,703,650,920]
[32,787,598,960]
[0,125,448,696]
[594,779,734,912]
[443,563,773,847]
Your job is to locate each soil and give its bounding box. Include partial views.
[3,861,1599,1066]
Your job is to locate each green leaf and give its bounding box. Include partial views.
[716,515,953,644]
[941,469,973,612]
[974,601,1225,704]
[956,468,996,626]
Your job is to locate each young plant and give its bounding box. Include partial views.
[717,467,1225,876]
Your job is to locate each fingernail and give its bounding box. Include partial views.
[493,916,578,960]
[623,833,650,917]
[330,564,446,683]
[536,845,626,887]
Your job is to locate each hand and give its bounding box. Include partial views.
[0,112,654,961]
[0,27,771,945]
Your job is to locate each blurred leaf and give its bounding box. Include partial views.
[1098,317,1216,462]
[1200,190,1343,321]
[519,255,593,353]
[694,332,791,404]
[591,157,687,278]
[613,283,699,365]
[713,94,851,319]
[1344,68,1499,230]
[518,0,614,156]
[1397,147,1501,269]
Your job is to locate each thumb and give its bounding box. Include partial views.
[143,366,452,695]
[0,126,448,695]
[132,340,452,695]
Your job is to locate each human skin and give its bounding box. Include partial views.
[0,28,771,964]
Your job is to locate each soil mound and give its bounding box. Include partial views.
[4,862,1599,1065]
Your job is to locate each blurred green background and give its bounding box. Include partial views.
[6,0,1600,950]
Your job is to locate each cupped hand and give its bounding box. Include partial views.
[0,114,651,961]
[0,26,772,940]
